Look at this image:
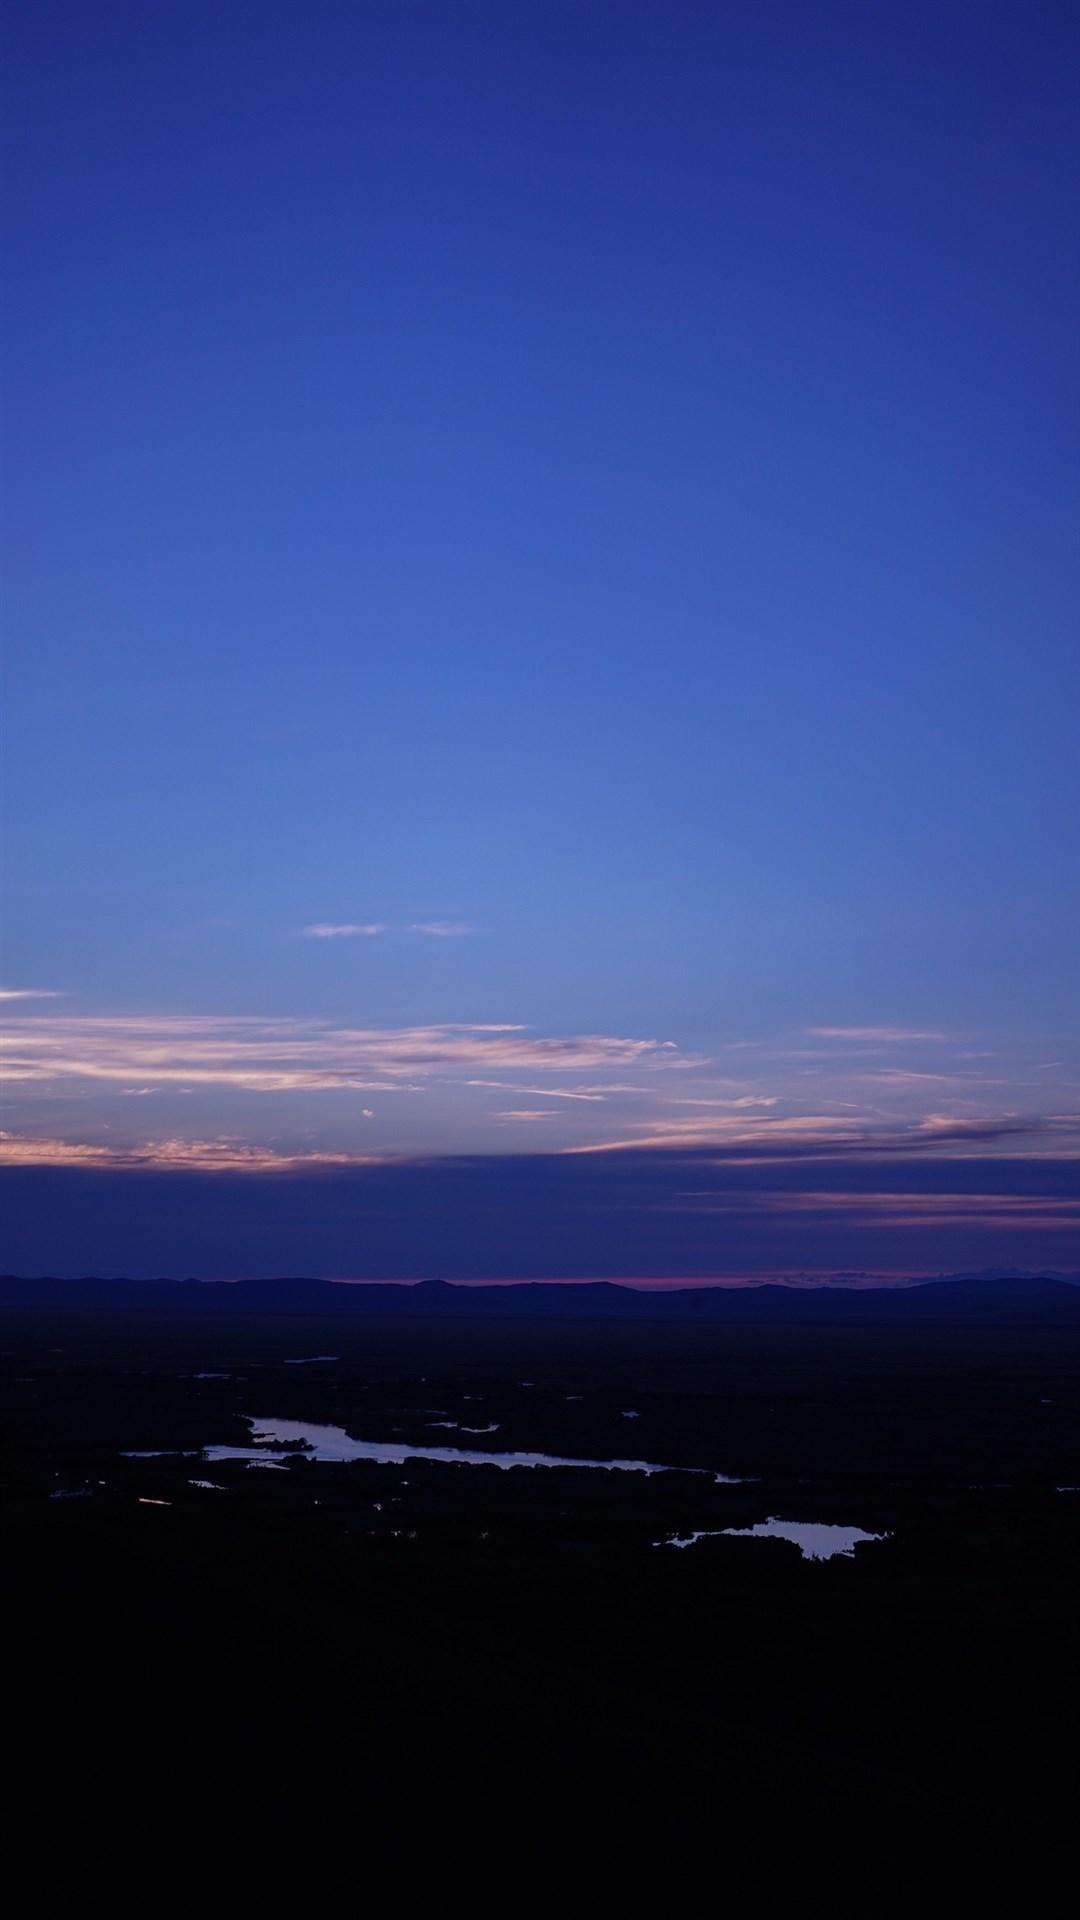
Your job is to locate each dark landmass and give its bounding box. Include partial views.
[3,1282,1078,1878]
[3,1269,1080,1319]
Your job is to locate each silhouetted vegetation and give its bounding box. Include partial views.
[4,1295,1078,1873]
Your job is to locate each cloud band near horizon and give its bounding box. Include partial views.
[1,1143,1078,1280]
[2,1001,1076,1275]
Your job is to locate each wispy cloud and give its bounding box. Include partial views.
[0,1133,380,1172]
[0,988,64,1001]
[567,1108,1080,1158]
[665,1096,780,1109]
[303,921,476,940]
[465,1080,608,1102]
[303,923,388,939]
[859,1067,990,1087]
[4,1002,1076,1220]
[569,1113,873,1153]
[658,1186,1080,1230]
[0,1013,675,1092]
[6,1128,1079,1281]
[807,1026,947,1043]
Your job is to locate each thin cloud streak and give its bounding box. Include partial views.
[465,1080,608,1102]
[807,1026,948,1043]
[567,1109,1080,1158]
[303,923,388,938]
[859,1068,1004,1087]
[672,1188,1080,1225]
[302,922,476,939]
[665,1096,780,1109]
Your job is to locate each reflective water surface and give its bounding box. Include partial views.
[201,1415,741,1478]
[660,1518,887,1560]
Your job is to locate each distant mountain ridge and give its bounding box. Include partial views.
[2,1270,1079,1322]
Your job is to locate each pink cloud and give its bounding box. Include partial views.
[0,1012,674,1092]
[0,1133,381,1172]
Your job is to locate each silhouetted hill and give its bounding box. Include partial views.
[2,1271,1079,1322]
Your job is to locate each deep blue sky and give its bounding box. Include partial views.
[2,3,1078,1275]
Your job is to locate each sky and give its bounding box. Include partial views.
[2,1,1078,1278]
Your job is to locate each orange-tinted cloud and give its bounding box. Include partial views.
[0,1133,378,1172]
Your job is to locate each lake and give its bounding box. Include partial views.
[660,1518,887,1560]
[193,1414,745,1478]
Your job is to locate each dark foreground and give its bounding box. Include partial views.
[4,1292,1079,1882]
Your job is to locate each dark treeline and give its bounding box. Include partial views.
[2,1270,1079,1321]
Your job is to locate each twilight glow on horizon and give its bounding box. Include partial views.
[2,3,1078,1278]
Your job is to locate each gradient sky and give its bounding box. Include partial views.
[2,2,1078,1277]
